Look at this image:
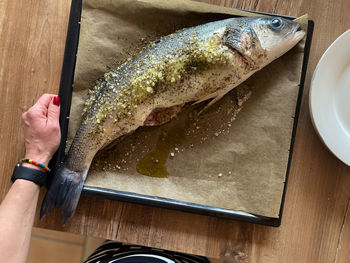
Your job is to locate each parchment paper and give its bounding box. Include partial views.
[69,0,307,218]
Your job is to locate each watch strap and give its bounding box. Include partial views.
[11,163,47,187]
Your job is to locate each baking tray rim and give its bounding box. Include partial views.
[49,0,314,227]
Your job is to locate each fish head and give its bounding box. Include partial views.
[222,17,305,66]
[250,17,305,63]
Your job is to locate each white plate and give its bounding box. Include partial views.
[310,29,350,166]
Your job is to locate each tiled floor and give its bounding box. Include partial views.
[28,228,105,263]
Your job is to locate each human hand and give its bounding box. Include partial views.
[21,94,61,166]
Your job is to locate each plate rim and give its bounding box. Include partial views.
[309,29,350,166]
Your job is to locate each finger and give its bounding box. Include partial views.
[47,96,60,126]
[33,93,58,117]
[33,93,56,109]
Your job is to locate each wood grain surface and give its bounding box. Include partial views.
[1,0,350,262]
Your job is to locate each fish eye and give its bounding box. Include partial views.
[270,18,282,29]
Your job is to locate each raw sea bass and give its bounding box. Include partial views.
[41,16,305,224]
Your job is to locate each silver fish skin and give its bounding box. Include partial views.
[41,16,305,224]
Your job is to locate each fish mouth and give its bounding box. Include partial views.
[292,23,306,42]
[294,30,306,42]
[293,27,306,43]
[280,22,305,47]
[294,23,300,31]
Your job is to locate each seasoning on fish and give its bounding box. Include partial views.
[40,16,305,225]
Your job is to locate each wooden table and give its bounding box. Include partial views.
[1,0,349,262]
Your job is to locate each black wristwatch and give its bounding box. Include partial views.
[11,163,48,187]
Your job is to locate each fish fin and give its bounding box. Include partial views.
[198,85,237,114]
[192,92,218,105]
[40,166,87,225]
[198,93,225,115]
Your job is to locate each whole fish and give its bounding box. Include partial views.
[41,16,305,224]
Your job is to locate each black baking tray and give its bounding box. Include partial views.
[48,0,314,227]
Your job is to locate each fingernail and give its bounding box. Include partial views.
[53,96,60,106]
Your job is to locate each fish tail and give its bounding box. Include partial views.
[40,165,87,225]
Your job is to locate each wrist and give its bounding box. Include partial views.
[24,153,51,166]
[12,163,48,187]
[21,157,51,172]
[22,162,45,171]
[13,178,41,190]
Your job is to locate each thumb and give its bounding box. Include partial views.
[47,96,60,126]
